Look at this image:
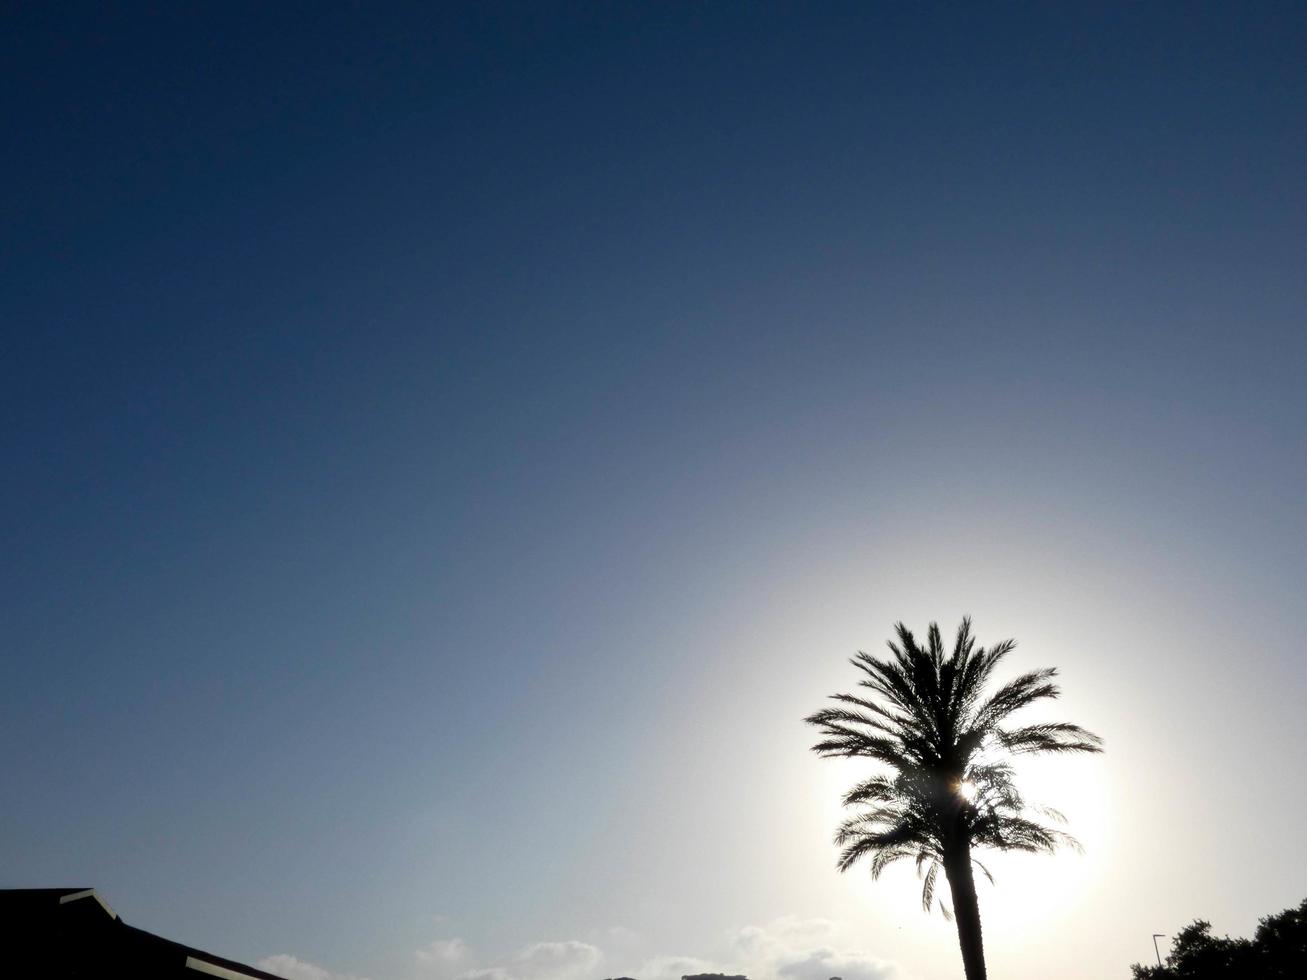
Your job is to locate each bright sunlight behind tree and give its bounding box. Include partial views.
[805,618,1103,980]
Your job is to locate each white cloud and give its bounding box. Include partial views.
[409,916,906,980]
[423,937,602,980]
[419,939,471,967]
[635,954,719,980]
[733,917,840,963]
[773,947,907,980]
[731,918,908,980]
[256,954,372,980]
[631,917,908,980]
[511,940,603,980]
[457,970,516,980]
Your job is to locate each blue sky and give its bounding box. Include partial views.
[3,4,1306,980]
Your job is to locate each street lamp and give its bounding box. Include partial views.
[1152,934,1167,967]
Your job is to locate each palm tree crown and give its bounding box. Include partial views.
[805,618,1102,980]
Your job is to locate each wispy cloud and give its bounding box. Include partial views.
[507,940,604,980]
[257,953,372,980]
[634,917,908,980]
[417,938,471,970]
[734,917,908,980]
[265,915,904,980]
[634,953,718,980]
[414,936,602,980]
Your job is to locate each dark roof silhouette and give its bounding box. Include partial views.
[0,888,288,979]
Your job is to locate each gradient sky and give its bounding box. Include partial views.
[4,4,1306,980]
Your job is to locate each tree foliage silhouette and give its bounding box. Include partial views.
[1131,898,1307,978]
[805,618,1102,980]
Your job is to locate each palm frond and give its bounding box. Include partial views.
[995,721,1104,755]
[971,668,1061,729]
[920,860,940,911]
[842,775,897,807]
[869,841,917,878]
[805,618,1102,919]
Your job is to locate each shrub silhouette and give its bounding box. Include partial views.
[1132,898,1307,978]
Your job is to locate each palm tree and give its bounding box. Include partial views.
[805,618,1102,980]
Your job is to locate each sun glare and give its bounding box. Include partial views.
[977,752,1111,930]
[816,749,1110,932]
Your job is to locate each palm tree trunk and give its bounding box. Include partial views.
[944,842,987,980]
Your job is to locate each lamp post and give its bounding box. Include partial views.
[1152,934,1166,968]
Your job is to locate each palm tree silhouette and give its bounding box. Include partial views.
[805,618,1102,980]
